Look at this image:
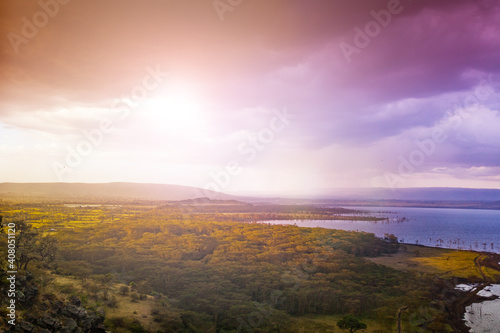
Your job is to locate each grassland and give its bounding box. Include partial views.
[367,244,500,281]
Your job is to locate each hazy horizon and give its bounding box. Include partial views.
[2,0,500,196]
[3,181,500,202]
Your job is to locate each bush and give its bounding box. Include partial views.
[119,285,130,295]
[106,296,118,308]
[104,317,147,333]
[130,292,139,302]
[57,283,76,294]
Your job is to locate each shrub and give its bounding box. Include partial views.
[106,296,118,308]
[119,285,130,295]
[130,292,139,302]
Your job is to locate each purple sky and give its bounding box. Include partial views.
[1,0,500,196]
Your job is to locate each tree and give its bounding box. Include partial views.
[384,233,400,253]
[337,315,367,333]
[37,236,58,263]
[14,219,59,270]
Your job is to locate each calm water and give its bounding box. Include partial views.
[457,284,500,332]
[262,206,500,253]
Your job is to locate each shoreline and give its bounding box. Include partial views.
[394,243,500,332]
[257,222,500,331]
[256,219,500,255]
[452,282,500,332]
[338,202,500,211]
[398,241,500,256]
[376,243,500,332]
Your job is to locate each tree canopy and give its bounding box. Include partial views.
[337,314,367,333]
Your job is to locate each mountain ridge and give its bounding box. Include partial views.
[1,183,500,204]
[0,182,237,201]
[309,187,500,202]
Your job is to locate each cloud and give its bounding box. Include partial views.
[1,0,500,192]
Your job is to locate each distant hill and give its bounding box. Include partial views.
[0,182,238,202]
[1,183,500,208]
[175,198,249,206]
[481,201,500,209]
[317,187,500,202]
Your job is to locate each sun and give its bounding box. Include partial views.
[143,82,205,136]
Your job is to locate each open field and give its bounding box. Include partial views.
[1,203,153,230]
[367,244,500,281]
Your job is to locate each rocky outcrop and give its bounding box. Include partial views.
[2,293,106,333]
[14,305,105,332]
[15,273,38,305]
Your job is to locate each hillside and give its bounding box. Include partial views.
[0,182,238,202]
[316,187,500,202]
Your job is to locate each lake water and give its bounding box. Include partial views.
[456,284,500,332]
[261,206,500,332]
[261,206,500,253]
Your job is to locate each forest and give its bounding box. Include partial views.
[1,199,494,332]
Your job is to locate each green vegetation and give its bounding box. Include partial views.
[1,200,498,332]
[337,314,367,333]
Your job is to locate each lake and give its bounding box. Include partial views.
[456,284,500,332]
[260,206,500,254]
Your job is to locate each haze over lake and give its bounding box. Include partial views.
[262,206,500,253]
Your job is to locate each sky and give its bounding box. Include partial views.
[1,0,500,196]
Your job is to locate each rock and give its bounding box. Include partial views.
[81,315,106,333]
[62,305,87,319]
[96,308,105,318]
[18,285,38,304]
[53,300,65,312]
[69,295,81,307]
[16,321,35,332]
[16,291,26,302]
[59,317,78,333]
[23,313,36,323]
[39,301,51,312]
[38,315,60,329]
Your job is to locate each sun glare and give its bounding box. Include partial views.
[144,83,206,136]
